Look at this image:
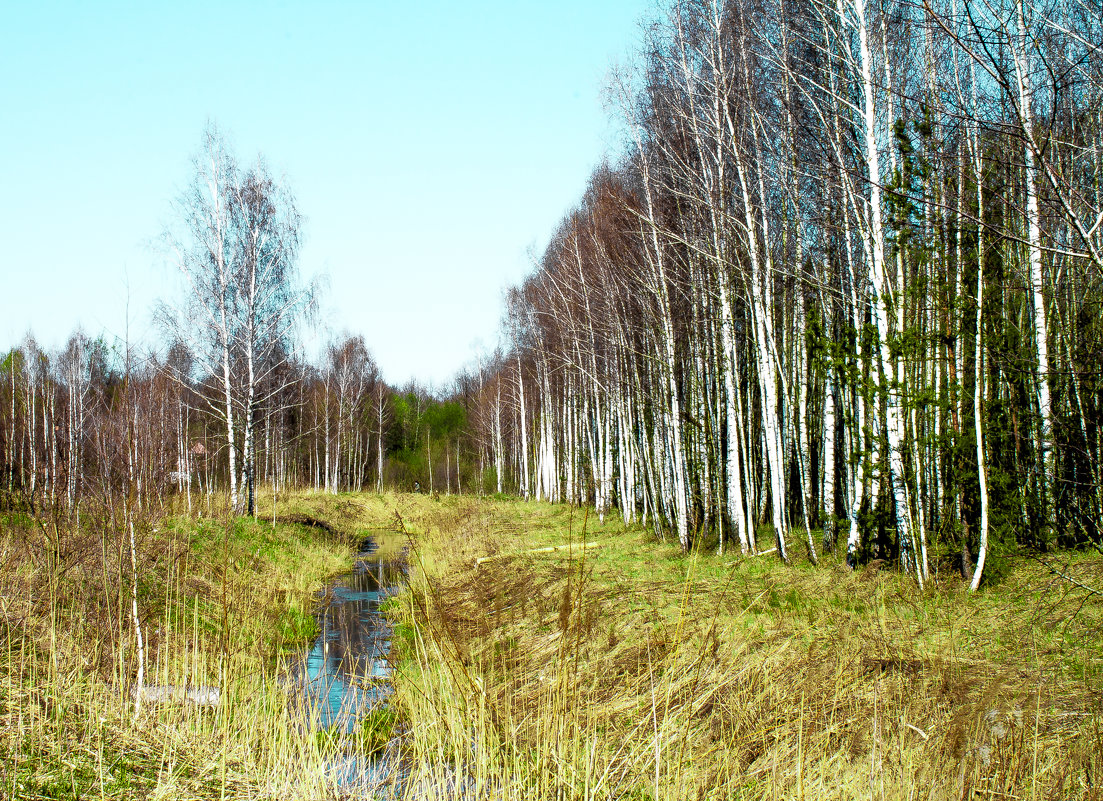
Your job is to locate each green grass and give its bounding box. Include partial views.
[356,706,398,755]
[385,495,1103,800]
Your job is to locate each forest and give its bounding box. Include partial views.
[488,0,1103,589]
[6,0,1102,587]
[3,0,1103,796]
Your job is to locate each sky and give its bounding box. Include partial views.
[0,0,654,388]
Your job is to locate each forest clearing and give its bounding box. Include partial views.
[2,490,1100,799]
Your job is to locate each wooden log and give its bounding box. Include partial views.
[476,541,601,566]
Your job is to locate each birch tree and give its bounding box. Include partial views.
[161,125,313,515]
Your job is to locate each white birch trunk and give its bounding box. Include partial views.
[640,168,691,550]
[969,98,990,591]
[731,142,789,560]
[854,0,920,584]
[427,430,433,495]
[7,351,14,495]
[517,355,530,498]
[822,363,838,551]
[969,208,989,592]
[722,303,751,554]
[377,383,385,493]
[494,378,503,495]
[1014,0,1054,534]
[28,372,35,499]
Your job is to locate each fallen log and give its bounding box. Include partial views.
[476,540,601,566]
[130,684,221,707]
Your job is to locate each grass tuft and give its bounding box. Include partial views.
[0,489,402,799]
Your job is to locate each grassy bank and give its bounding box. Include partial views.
[5,491,1098,798]
[389,496,1103,800]
[0,490,405,800]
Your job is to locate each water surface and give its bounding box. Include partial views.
[289,532,406,786]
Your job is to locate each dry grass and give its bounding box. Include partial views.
[5,490,1098,799]
[390,498,1103,800]
[0,490,393,800]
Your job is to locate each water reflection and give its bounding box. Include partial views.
[291,535,405,734]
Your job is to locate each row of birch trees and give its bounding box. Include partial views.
[473,0,1103,583]
[0,329,517,518]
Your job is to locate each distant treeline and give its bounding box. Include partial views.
[0,127,527,517]
[0,331,524,516]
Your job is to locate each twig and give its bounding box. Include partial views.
[1035,556,1102,598]
[904,722,930,740]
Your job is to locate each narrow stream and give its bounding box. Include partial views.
[288,532,406,790]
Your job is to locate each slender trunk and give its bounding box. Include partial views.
[970,206,989,592]
[28,371,36,501]
[855,0,920,584]
[517,355,530,498]
[822,362,838,552]
[1015,0,1053,538]
[243,350,256,515]
[221,344,237,511]
[494,379,503,495]
[377,384,385,493]
[641,175,691,550]
[8,351,14,494]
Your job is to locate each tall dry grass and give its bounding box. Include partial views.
[5,489,1098,799]
[0,490,385,800]
[389,497,1103,800]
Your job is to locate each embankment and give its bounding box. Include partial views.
[389,496,1102,800]
[0,491,405,799]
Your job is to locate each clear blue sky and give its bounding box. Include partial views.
[0,1,653,387]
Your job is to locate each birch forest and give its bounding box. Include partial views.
[5,1,1103,797]
[4,0,1103,589]
[480,0,1103,585]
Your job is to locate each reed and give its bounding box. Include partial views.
[0,490,385,799]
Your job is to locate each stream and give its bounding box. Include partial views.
[287,532,406,790]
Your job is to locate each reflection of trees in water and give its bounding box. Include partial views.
[295,552,404,731]
[320,561,400,668]
[320,569,387,668]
